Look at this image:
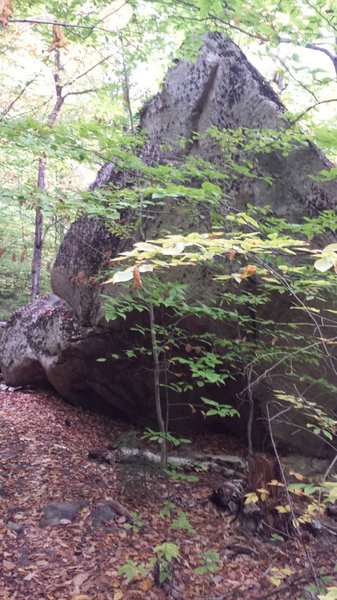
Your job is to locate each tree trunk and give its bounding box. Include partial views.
[149,301,168,469]
[31,157,46,300]
[31,49,64,300]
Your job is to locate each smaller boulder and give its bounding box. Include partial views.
[40,499,89,527]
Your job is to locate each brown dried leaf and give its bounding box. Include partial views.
[240,264,257,280]
[50,24,68,50]
[73,572,89,594]
[132,266,143,288]
[140,577,153,591]
[0,0,13,25]
[3,559,15,570]
[23,572,37,581]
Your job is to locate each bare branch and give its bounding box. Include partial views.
[279,37,337,77]
[47,50,64,126]
[65,52,117,87]
[1,74,40,117]
[289,97,337,126]
[9,18,113,34]
[306,0,337,34]
[306,43,337,76]
[63,88,98,99]
[276,55,319,102]
[9,2,129,36]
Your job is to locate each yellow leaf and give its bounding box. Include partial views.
[275,504,291,513]
[298,514,311,524]
[322,243,337,252]
[244,492,259,504]
[290,488,304,496]
[232,272,242,283]
[113,593,123,600]
[257,488,270,501]
[289,471,304,481]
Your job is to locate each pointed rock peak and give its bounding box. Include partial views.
[140,32,285,161]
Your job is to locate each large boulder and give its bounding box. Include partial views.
[1,33,337,453]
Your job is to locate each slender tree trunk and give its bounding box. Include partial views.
[31,49,64,300]
[149,302,167,469]
[31,157,46,300]
[30,40,113,299]
[246,365,254,457]
[120,36,134,133]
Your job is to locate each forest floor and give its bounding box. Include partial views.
[0,389,336,600]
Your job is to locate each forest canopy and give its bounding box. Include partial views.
[0,0,336,316]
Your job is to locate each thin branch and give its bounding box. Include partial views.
[9,18,114,34]
[265,410,296,514]
[9,1,129,36]
[279,36,337,77]
[143,0,261,40]
[287,97,337,125]
[82,1,129,36]
[63,88,98,99]
[65,52,117,87]
[275,413,337,453]
[250,254,337,380]
[306,43,337,76]
[276,55,319,102]
[149,302,167,469]
[306,0,337,35]
[306,43,336,62]
[239,340,323,397]
[1,74,40,117]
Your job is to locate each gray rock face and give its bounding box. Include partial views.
[140,33,335,220]
[1,294,75,388]
[1,33,337,454]
[51,216,120,326]
[0,292,154,417]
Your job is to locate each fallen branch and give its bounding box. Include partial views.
[89,446,247,477]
